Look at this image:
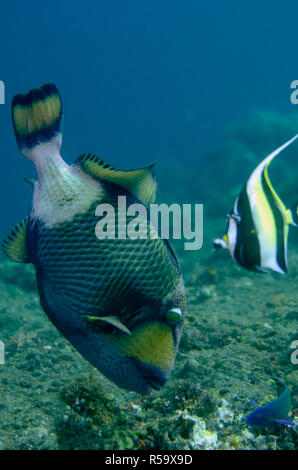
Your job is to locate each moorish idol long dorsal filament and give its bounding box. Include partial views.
[214,135,298,274]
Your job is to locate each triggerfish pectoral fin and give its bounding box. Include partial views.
[107,321,177,390]
[1,217,30,263]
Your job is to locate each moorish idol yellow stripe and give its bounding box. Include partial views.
[214,135,298,274]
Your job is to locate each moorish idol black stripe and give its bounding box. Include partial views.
[214,135,298,274]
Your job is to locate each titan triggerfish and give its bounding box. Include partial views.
[2,84,186,394]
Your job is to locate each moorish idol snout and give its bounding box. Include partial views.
[214,135,298,274]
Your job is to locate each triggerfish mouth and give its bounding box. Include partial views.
[246,377,296,428]
[1,84,186,394]
[214,136,298,274]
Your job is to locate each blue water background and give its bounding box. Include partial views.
[0,0,298,238]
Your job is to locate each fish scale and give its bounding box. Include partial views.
[32,201,179,317]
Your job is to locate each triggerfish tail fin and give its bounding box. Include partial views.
[275,419,296,428]
[11,83,63,155]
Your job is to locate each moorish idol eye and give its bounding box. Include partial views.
[166,307,182,325]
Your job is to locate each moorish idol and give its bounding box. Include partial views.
[214,136,298,273]
[246,376,296,428]
[1,84,186,394]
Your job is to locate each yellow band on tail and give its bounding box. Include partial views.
[11,83,62,151]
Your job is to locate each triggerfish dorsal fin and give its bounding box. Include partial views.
[11,83,63,153]
[73,153,157,205]
[1,217,30,263]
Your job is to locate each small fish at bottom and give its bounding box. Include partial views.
[246,376,296,428]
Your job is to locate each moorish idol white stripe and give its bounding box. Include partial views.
[214,135,298,274]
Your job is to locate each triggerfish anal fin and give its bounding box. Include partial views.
[83,315,132,335]
[1,217,30,263]
[73,153,157,205]
[11,83,63,152]
[246,376,295,428]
